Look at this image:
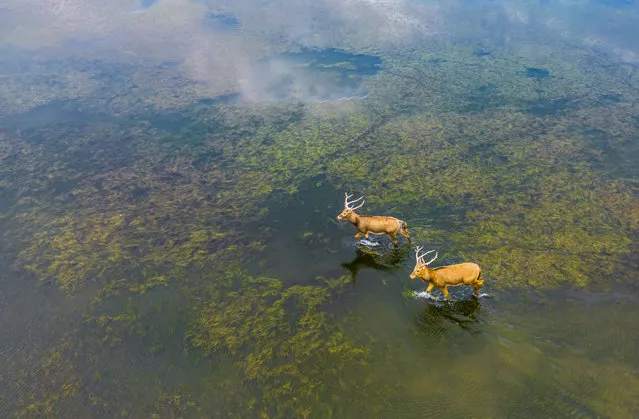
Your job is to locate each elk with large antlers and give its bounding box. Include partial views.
[337,193,411,246]
[409,246,483,300]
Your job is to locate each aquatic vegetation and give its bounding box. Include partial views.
[13,153,247,293]
[10,60,637,296]
[458,169,638,288]
[2,18,639,419]
[321,108,638,290]
[188,273,399,417]
[14,338,84,418]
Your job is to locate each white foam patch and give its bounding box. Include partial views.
[411,291,441,301]
[411,291,491,300]
[358,239,380,247]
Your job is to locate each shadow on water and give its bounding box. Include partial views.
[415,297,483,336]
[340,245,410,284]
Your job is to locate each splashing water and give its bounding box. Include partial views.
[412,291,442,300]
[411,291,491,300]
[358,239,380,247]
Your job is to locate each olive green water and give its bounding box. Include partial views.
[1,2,639,418]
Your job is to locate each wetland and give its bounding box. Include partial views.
[0,0,638,417]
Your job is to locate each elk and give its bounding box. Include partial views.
[336,193,411,246]
[409,246,483,300]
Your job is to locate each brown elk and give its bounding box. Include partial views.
[409,246,483,300]
[336,193,411,246]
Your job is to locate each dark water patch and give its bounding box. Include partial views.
[426,57,445,66]
[146,104,226,138]
[274,47,382,76]
[0,100,115,133]
[526,67,550,79]
[524,97,573,116]
[198,93,241,105]
[191,150,223,169]
[203,13,240,31]
[231,47,381,103]
[254,175,413,289]
[148,101,304,154]
[253,177,346,281]
[193,49,381,104]
[580,127,639,179]
[474,49,491,57]
[147,112,192,134]
[599,93,623,103]
[458,83,506,113]
[131,187,149,200]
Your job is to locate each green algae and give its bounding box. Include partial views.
[457,170,637,288]
[188,272,402,417]
[321,108,638,289]
[14,338,85,418]
[11,268,398,418]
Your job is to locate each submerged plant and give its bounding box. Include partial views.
[188,273,399,417]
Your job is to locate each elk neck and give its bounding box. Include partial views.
[419,264,433,280]
[346,211,360,225]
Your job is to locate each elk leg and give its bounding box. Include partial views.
[399,227,411,242]
[354,232,364,240]
[389,233,398,246]
[473,280,484,297]
[425,283,434,293]
[439,286,451,300]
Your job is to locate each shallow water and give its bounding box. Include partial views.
[1,0,639,418]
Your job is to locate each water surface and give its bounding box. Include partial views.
[0,0,638,418]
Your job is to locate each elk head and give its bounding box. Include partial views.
[337,192,365,221]
[409,246,438,279]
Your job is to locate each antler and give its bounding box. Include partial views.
[423,250,438,266]
[344,192,365,211]
[415,246,438,265]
